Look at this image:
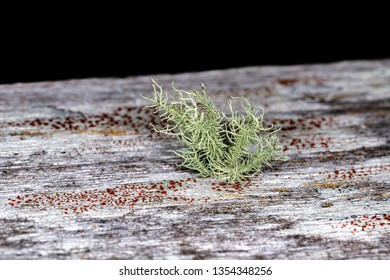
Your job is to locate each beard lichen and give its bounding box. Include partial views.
[142,80,284,182]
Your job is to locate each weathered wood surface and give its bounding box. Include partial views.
[1,60,389,259]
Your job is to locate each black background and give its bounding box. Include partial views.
[2,44,389,85]
[1,9,389,85]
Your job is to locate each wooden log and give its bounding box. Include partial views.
[0,60,389,259]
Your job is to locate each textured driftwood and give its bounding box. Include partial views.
[0,60,389,259]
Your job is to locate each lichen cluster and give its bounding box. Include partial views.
[143,81,284,182]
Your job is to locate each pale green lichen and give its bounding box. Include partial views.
[143,81,284,182]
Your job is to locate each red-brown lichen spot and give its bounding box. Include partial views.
[277,76,324,87]
[280,134,334,151]
[319,164,390,181]
[333,214,390,234]
[278,78,300,86]
[7,178,213,214]
[273,116,336,132]
[7,177,254,215]
[4,106,168,139]
[210,179,251,194]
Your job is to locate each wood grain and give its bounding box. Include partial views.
[1,60,389,259]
